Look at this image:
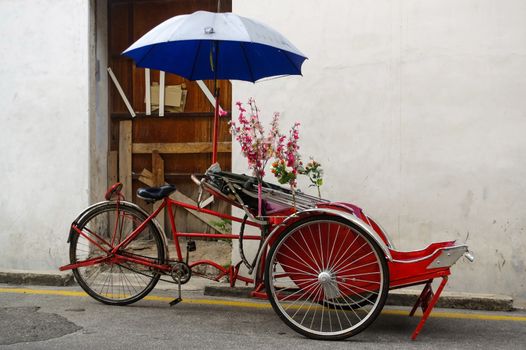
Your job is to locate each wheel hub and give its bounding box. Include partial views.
[318,271,333,284]
[317,270,341,299]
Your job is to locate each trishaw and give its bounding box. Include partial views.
[59,162,472,340]
[59,10,473,341]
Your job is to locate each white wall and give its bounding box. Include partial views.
[232,0,526,302]
[0,0,91,272]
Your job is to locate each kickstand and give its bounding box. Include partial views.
[410,276,448,340]
[169,273,183,306]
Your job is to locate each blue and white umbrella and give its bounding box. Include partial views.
[123,10,307,83]
[123,10,307,164]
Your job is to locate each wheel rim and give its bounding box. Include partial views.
[268,219,387,337]
[71,204,163,303]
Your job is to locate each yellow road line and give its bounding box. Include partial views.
[0,288,87,298]
[381,309,526,322]
[1,287,525,322]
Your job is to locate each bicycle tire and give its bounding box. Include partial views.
[69,201,165,305]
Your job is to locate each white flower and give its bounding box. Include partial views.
[286,166,294,173]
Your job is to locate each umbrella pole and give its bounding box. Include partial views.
[212,87,220,164]
[212,40,220,165]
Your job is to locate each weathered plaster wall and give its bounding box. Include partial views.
[232,1,526,301]
[0,0,91,272]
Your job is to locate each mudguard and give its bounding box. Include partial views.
[252,207,392,280]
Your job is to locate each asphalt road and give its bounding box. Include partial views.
[0,283,525,350]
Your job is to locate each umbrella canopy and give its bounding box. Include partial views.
[122,10,307,82]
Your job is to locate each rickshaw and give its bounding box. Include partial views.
[59,161,472,340]
[59,10,473,341]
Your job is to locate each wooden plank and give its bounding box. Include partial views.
[138,169,227,234]
[110,112,225,120]
[170,191,228,234]
[108,67,136,117]
[132,142,231,154]
[108,151,118,185]
[151,150,165,230]
[145,68,151,115]
[119,120,132,200]
[159,71,165,117]
[196,80,226,116]
[151,151,164,186]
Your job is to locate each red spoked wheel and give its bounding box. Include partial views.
[264,215,389,340]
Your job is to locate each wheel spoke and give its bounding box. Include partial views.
[332,249,374,275]
[336,260,380,275]
[276,248,319,275]
[290,233,323,272]
[275,261,319,277]
[290,284,322,319]
[331,240,368,273]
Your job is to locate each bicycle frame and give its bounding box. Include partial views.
[60,195,264,286]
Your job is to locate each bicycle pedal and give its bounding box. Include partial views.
[169,297,182,306]
[186,240,196,252]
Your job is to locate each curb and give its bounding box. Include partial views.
[385,289,513,311]
[0,271,75,287]
[0,271,515,312]
[204,286,514,312]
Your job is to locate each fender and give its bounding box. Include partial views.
[67,200,169,259]
[252,207,392,280]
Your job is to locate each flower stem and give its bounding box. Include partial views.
[257,182,262,217]
[291,185,296,209]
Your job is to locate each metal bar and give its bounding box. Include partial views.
[71,225,111,254]
[175,232,262,240]
[409,281,432,317]
[111,200,167,254]
[58,256,109,271]
[212,87,220,163]
[166,200,184,261]
[168,198,261,228]
[390,270,450,289]
[114,253,169,272]
[189,259,227,272]
[411,276,449,340]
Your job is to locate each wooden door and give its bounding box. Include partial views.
[108,0,232,233]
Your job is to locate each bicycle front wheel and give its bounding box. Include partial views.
[70,202,165,305]
[264,215,389,340]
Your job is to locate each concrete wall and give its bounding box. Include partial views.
[0,0,93,273]
[90,0,109,205]
[232,0,526,302]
